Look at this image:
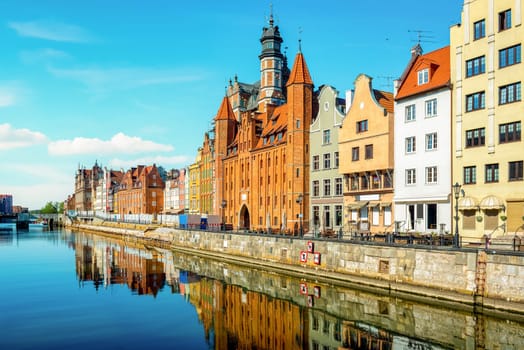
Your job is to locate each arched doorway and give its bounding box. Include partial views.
[239,205,250,230]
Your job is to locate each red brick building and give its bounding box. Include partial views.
[214,15,314,234]
[116,164,165,215]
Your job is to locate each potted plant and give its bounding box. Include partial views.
[500,215,507,221]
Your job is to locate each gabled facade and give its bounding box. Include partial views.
[339,74,394,234]
[94,168,123,214]
[188,157,201,215]
[116,164,164,215]
[394,46,452,234]
[163,168,187,214]
[451,0,524,240]
[215,17,314,234]
[74,162,102,211]
[309,85,346,236]
[199,133,215,215]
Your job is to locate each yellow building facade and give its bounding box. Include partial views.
[188,153,201,215]
[339,74,395,234]
[451,0,524,240]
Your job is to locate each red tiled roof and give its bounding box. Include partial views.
[215,96,236,121]
[374,90,394,113]
[395,46,450,100]
[286,52,313,86]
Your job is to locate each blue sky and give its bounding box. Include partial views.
[0,0,463,209]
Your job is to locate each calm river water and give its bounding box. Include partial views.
[1,229,523,350]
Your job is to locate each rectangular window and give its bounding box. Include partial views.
[361,175,368,190]
[323,153,331,169]
[322,129,331,144]
[323,206,331,228]
[406,169,416,185]
[474,19,485,40]
[499,121,521,143]
[365,144,373,159]
[509,161,523,181]
[405,104,416,121]
[312,155,319,171]
[499,44,521,68]
[334,151,339,168]
[335,178,343,196]
[357,120,368,133]
[323,179,331,196]
[405,136,416,153]
[485,163,499,183]
[466,56,486,77]
[352,147,359,161]
[312,180,319,197]
[466,91,485,111]
[426,166,437,184]
[464,166,477,184]
[499,82,521,105]
[466,128,485,147]
[313,206,320,227]
[426,132,437,150]
[425,98,437,117]
[418,69,429,85]
[499,9,512,31]
[335,205,342,226]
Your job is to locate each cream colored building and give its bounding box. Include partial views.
[451,0,524,241]
[339,74,394,234]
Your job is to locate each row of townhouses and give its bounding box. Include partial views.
[68,0,523,242]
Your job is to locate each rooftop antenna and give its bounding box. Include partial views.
[408,29,436,45]
[377,75,396,90]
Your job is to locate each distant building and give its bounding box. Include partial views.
[163,168,187,214]
[309,85,346,236]
[394,45,452,234]
[188,158,201,215]
[451,0,524,239]
[116,164,165,215]
[0,194,13,214]
[74,162,103,211]
[339,74,395,234]
[199,133,215,215]
[94,168,124,214]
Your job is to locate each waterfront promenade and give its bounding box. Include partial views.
[69,220,524,316]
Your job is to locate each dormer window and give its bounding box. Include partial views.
[418,68,429,85]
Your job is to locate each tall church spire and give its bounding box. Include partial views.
[258,8,286,111]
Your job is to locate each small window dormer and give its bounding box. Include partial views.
[418,68,429,85]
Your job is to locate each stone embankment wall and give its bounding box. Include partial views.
[74,223,524,314]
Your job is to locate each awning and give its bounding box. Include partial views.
[380,202,391,208]
[479,195,505,210]
[458,196,478,210]
[368,201,380,208]
[347,201,368,210]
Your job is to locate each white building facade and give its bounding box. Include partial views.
[394,46,452,234]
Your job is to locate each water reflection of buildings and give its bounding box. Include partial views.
[72,233,450,349]
[74,234,166,296]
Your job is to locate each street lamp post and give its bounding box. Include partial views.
[452,182,462,248]
[296,194,303,237]
[221,199,226,231]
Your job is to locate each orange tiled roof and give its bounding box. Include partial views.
[395,46,450,100]
[374,90,394,113]
[286,52,313,86]
[215,96,236,121]
[255,104,288,149]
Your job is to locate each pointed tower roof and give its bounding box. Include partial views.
[286,52,313,86]
[215,96,236,121]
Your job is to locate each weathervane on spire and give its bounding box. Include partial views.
[269,2,274,26]
[298,26,303,52]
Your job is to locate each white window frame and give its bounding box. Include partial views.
[406,169,416,185]
[425,132,438,151]
[418,68,429,85]
[405,136,416,154]
[425,98,437,117]
[426,166,438,184]
[322,129,331,144]
[405,104,416,122]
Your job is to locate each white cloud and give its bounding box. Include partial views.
[7,163,71,183]
[0,123,48,150]
[48,132,174,156]
[20,48,70,64]
[48,66,204,93]
[8,20,94,43]
[109,155,191,169]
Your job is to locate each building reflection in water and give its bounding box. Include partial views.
[72,232,452,349]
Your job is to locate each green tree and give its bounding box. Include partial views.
[40,201,59,214]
